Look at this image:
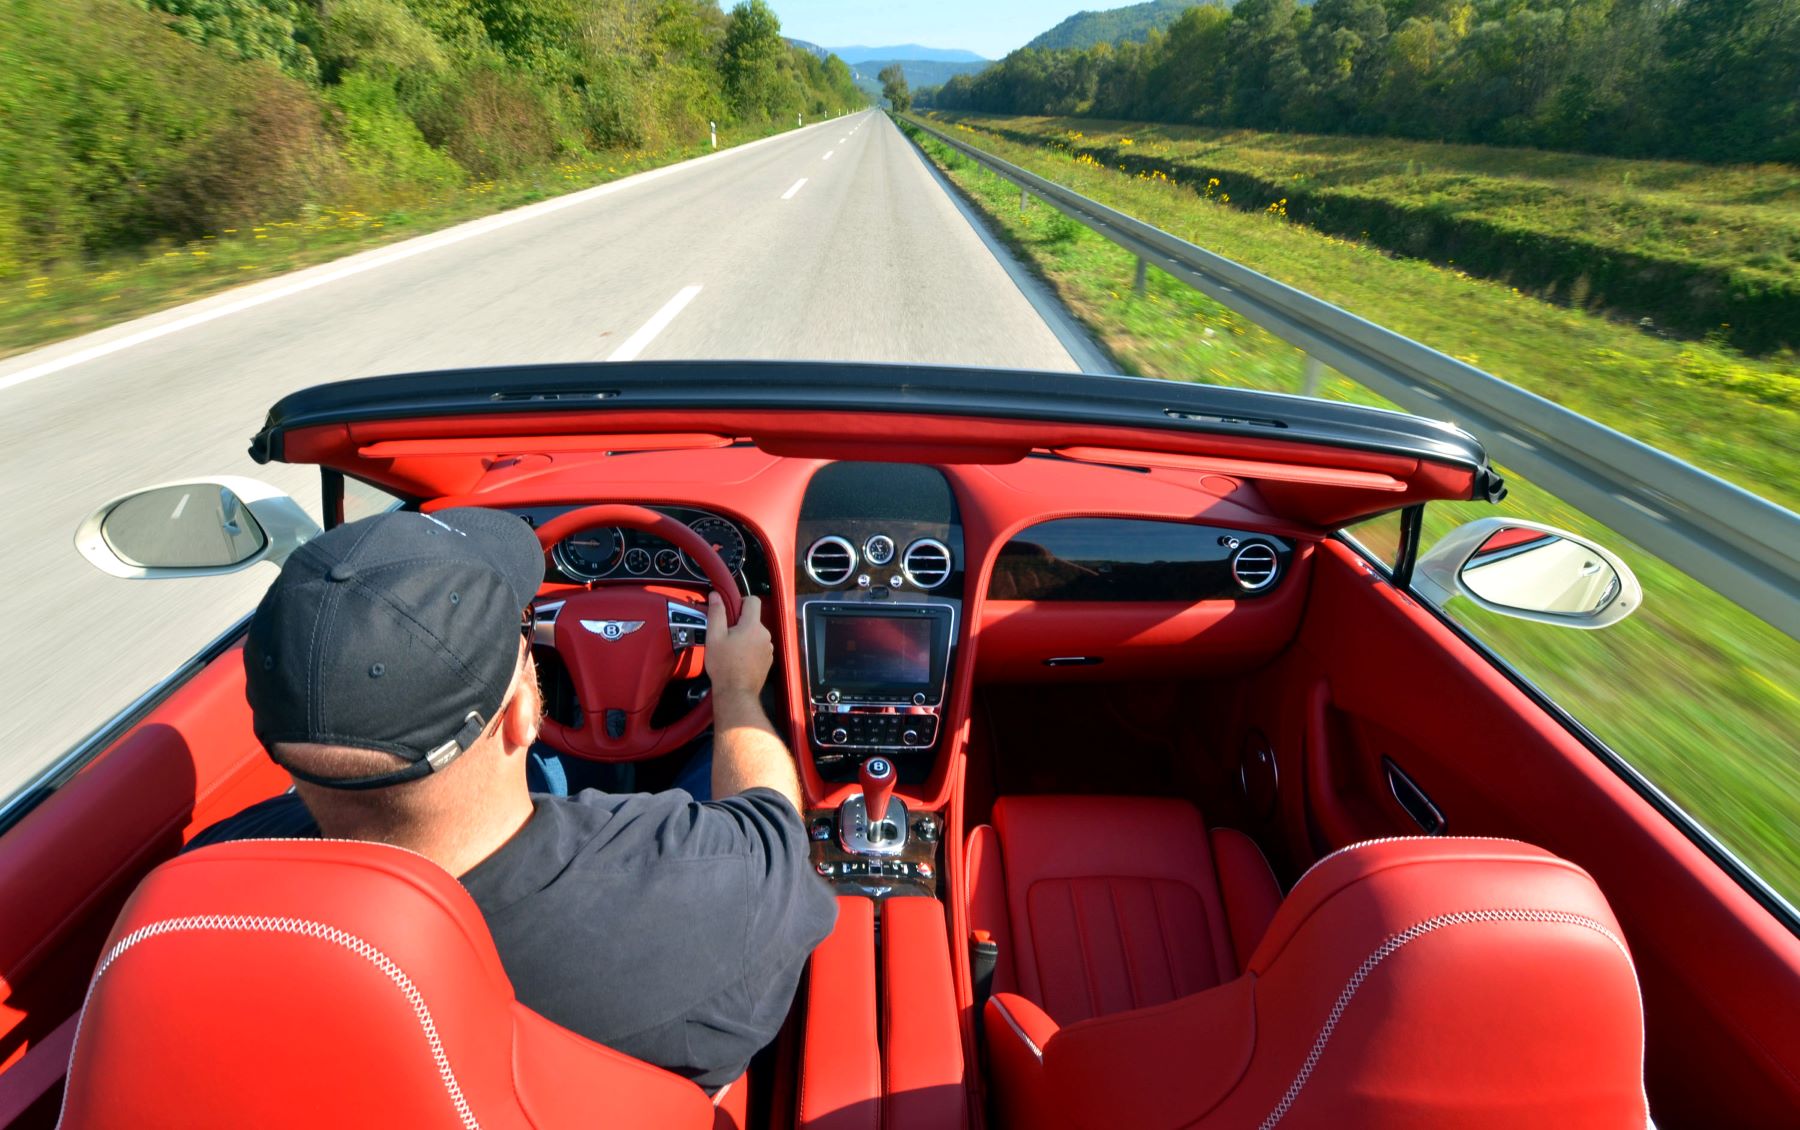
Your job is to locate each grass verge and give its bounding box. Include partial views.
[0,126,788,361]
[898,116,1800,906]
[930,112,1800,355]
[909,114,1799,512]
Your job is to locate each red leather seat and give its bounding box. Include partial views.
[966,796,1284,1027]
[969,798,1647,1129]
[59,839,736,1129]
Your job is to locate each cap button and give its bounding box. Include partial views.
[327,562,358,583]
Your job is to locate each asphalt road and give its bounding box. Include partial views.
[0,110,1103,805]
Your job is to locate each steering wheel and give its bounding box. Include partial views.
[530,505,745,762]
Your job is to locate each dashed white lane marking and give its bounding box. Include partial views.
[823,150,834,161]
[606,285,702,362]
[170,493,190,520]
[782,178,808,200]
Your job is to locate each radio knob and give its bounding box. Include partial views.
[912,692,927,705]
[902,729,921,746]
[831,728,849,744]
[826,689,841,704]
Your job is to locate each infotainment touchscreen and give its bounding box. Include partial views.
[804,602,953,704]
[820,615,933,686]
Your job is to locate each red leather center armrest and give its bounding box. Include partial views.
[799,897,880,1130]
[882,898,968,1130]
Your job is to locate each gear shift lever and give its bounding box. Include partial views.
[839,755,906,855]
[860,757,896,835]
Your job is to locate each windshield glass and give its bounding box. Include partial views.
[2,0,1795,907]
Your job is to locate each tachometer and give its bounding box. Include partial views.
[552,528,624,581]
[683,517,746,578]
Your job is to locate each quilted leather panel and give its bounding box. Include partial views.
[991,796,1239,1028]
[1025,877,1222,1025]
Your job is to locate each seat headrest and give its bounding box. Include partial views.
[59,839,712,1129]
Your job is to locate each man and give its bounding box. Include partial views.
[195,507,837,1091]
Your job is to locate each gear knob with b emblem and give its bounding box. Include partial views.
[860,756,896,829]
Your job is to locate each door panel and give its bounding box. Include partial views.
[0,645,287,1125]
[1272,540,1800,1125]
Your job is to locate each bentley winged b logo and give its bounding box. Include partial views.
[580,619,645,641]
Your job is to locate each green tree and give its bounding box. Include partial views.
[879,63,911,112]
[722,0,785,120]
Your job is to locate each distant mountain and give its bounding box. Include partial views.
[1024,0,1208,52]
[785,38,832,61]
[847,58,991,101]
[829,44,988,65]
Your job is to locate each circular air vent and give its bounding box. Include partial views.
[805,536,858,587]
[901,538,953,590]
[1229,542,1280,592]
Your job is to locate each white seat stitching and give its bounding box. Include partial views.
[990,997,1044,1062]
[1258,907,1634,1129]
[59,914,481,1130]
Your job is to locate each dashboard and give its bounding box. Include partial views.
[481,454,1311,806]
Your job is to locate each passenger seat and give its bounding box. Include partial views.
[966,795,1281,1025]
[967,796,1647,1129]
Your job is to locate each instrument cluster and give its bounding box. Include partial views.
[534,507,753,586]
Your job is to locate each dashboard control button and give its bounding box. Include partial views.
[902,729,920,745]
[857,573,871,588]
[826,689,841,703]
[889,574,904,589]
[831,728,848,744]
[912,692,927,705]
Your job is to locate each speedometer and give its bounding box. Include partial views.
[551,528,624,581]
[683,517,746,578]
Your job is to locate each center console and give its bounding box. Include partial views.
[792,461,964,788]
[803,601,954,754]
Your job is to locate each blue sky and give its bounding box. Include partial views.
[769,1,1099,59]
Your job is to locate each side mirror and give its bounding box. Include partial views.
[75,477,322,579]
[1413,518,1642,629]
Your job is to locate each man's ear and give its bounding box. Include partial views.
[499,648,542,752]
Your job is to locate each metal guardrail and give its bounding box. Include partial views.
[903,115,1800,640]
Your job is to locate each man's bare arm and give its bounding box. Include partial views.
[704,593,805,812]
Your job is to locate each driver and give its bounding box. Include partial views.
[192,507,837,1091]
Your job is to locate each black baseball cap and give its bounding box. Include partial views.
[244,507,544,790]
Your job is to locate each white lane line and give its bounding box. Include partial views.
[170,493,190,519]
[822,150,834,161]
[782,178,808,200]
[606,286,701,362]
[0,118,839,396]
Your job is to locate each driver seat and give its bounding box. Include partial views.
[59,839,735,1128]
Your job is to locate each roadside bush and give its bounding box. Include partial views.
[138,0,319,81]
[0,0,239,267]
[413,64,563,180]
[146,65,346,238]
[329,72,466,191]
[318,0,449,85]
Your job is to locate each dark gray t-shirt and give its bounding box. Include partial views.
[192,787,837,1089]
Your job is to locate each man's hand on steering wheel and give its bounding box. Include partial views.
[705,593,770,702]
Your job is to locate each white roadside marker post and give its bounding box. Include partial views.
[710,121,717,149]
